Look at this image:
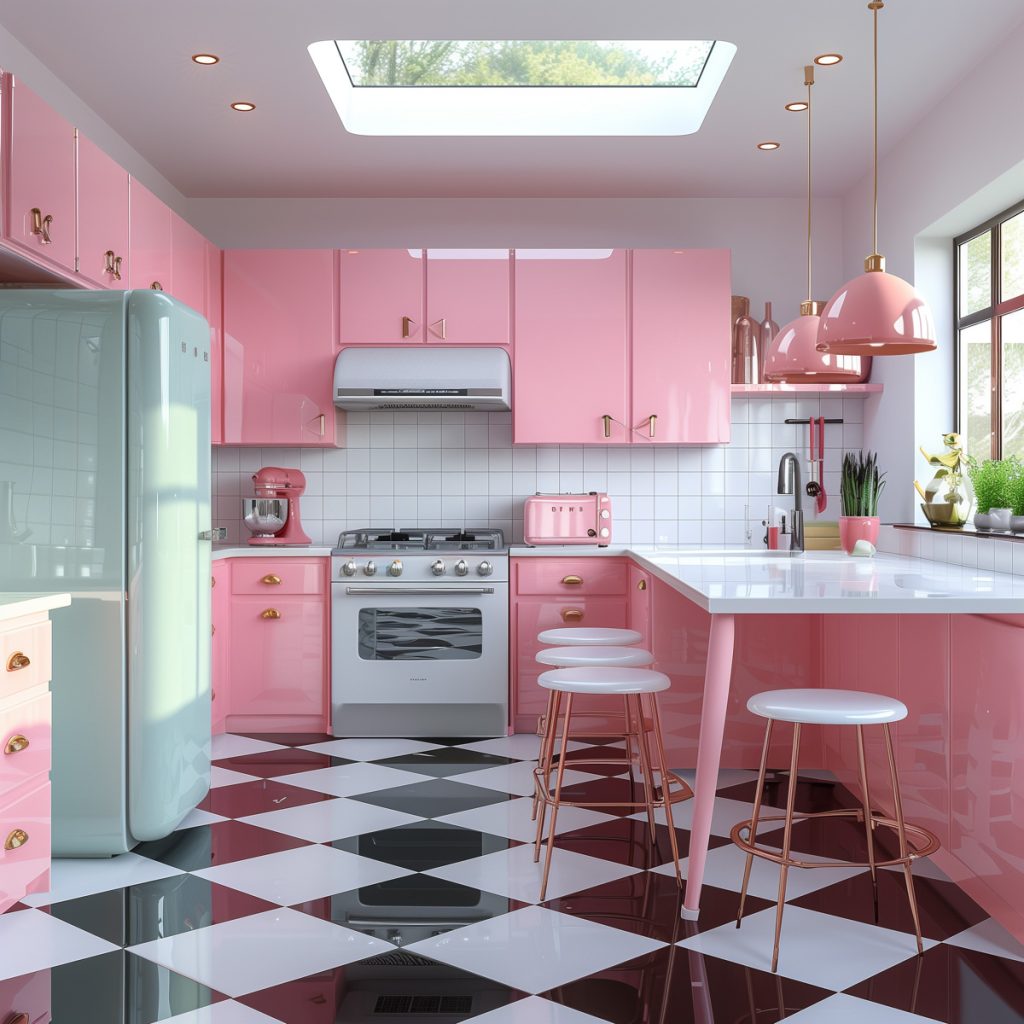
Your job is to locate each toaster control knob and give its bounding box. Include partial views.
[363,560,377,577]
[601,509,610,519]
[341,560,357,577]
[587,529,597,537]
[477,560,493,577]
[431,559,446,576]
[388,559,403,577]
[454,560,469,577]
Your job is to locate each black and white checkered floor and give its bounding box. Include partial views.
[3,732,1024,1023]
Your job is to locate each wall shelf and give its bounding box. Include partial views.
[731,383,883,396]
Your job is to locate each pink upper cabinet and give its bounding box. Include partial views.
[425,250,510,345]
[75,133,129,288]
[128,179,172,292]
[223,249,339,446]
[339,249,424,344]
[206,242,224,445]
[513,250,630,444]
[4,76,77,274]
[631,249,731,444]
[170,212,208,316]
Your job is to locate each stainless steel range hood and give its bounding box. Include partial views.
[333,346,511,411]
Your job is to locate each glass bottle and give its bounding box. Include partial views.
[759,301,779,384]
[731,296,761,384]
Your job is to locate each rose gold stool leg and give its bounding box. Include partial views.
[540,692,575,901]
[855,723,880,923]
[737,718,775,927]
[534,690,561,863]
[632,693,659,843]
[648,692,683,888]
[771,722,801,974]
[623,695,637,800]
[884,722,924,955]
[533,691,556,822]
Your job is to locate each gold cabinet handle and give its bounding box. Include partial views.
[211,623,216,636]
[151,280,163,291]
[261,608,281,619]
[41,214,53,244]
[561,575,583,586]
[261,574,282,585]
[317,413,326,436]
[602,414,613,439]
[4,735,30,755]
[30,208,52,243]
[430,317,447,340]
[104,249,117,276]
[4,828,29,851]
[401,316,415,338]
[637,579,648,591]
[649,414,657,439]
[6,652,30,672]
[562,608,584,623]
[113,254,123,281]
[7,1012,30,1024]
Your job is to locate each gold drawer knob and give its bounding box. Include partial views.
[4,828,29,850]
[6,652,30,672]
[261,608,281,619]
[637,579,647,591]
[561,575,583,586]
[562,608,584,623]
[261,574,282,585]
[3,735,29,755]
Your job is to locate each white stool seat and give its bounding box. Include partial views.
[540,667,670,695]
[747,688,908,726]
[537,627,643,647]
[536,645,654,668]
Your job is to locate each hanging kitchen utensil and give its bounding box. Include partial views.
[816,417,828,514]
[806,417,821,500]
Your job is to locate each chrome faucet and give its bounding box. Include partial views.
[776,452,805,554]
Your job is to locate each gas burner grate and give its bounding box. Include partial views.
[373,994,474,1014]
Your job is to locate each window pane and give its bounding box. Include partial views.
[1002,309,1024,460]
[1002,211,1024,302]
[960,320,993,460]
[959,231,992,316]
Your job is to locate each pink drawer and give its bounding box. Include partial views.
[0,692,51,799]
[0,620,51,701]
[0,968,51,1024]
[0,780,50,916]
[514,558,627,597]
[231,558,326,596]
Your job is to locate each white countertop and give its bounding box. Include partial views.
[213,545,333,560]
[0,592,71,623]
[510,545,1024,615]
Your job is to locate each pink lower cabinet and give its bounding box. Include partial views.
[226,558,330,733]
[211,561,230,735]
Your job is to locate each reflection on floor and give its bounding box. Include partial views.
[2,733,1024,1023]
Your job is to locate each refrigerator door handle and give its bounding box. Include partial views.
[198,528,227,542]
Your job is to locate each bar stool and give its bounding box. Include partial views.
[535,666,692,901]
[733,688,941,973]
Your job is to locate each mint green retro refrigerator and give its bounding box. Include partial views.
[0,289,212,855]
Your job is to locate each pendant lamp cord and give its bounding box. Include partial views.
[805,66,814,303]
[871,0,882,258]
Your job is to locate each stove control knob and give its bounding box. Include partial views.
[388,559,403,577]
[363,560,377,577]
[431,559,446,576]
[477,560,494,577]
[454,560,469,577]
[341,560,357,577]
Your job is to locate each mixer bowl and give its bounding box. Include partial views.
[242,497,288,537]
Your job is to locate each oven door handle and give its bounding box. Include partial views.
[342,586,496,596]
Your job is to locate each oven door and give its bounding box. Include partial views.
[332,582,509,737]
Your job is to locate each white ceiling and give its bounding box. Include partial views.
[1,0,1022,200]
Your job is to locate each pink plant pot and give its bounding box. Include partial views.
[839,516,880,554]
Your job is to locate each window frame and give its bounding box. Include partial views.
[954,196,1024,460]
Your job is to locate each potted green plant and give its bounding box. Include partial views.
[840,450,885,553]
[969,456,1023,531]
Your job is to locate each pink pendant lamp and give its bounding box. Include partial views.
[764,65,871,383]
[816,0,936,357]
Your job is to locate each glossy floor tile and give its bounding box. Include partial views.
[3,734,1023,1023]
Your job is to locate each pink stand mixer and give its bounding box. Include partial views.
[242,467,311,546]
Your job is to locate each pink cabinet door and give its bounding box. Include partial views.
[170,212,208,316]
[4,76,77,274]
[207,242,224,445]
[128,178,172,292]
[631,249,731,444]
[513,250,629,444]
[211,561,230,735]
[628,564,653,647]
[339,249,424,344]
[76,133,129,288]
[223,249,338,445]
[425,249,510,345]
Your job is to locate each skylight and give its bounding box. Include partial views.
[308,39,736,136]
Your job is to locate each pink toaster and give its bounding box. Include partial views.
[523,492,612,546]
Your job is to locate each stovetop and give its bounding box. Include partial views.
[335,527,506,554]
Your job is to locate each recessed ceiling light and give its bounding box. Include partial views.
[192,53,220,65]
[230,101,256,112]
[757,141,781,151]
[814,53,843,66]
[785,101,809,112]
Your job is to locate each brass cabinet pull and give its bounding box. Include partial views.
[649,414,657,438]
[4,735,30,755]
[211,624,216,636]
[602,414,612,439]
[561,575,584,586]
[261,574,282,585]
[317,413,326,436]
[151,280,164,291]
[637,579,648,591]
[6,652,30,672]
[401,316,415,338]
[4,828,29,851]
[562,608,584,623]
[41,214,53,244]
[7,1012,30,1024]
[113,255,123,280]
[104,250,116,276]
[30,207,52,243]
[211,575,216,587]
[430,317,447,340]
[261,608,281,619]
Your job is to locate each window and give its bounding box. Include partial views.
[955,199,1024,460]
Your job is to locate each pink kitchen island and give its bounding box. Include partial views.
[510,546,1024,942]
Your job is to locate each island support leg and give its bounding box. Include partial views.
[682,612,736,918]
